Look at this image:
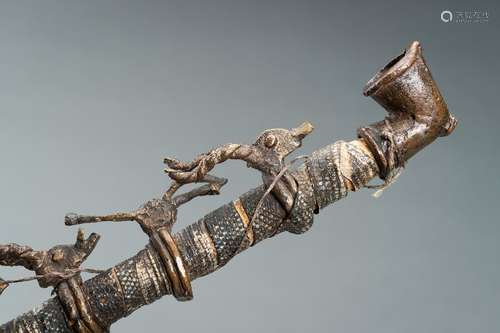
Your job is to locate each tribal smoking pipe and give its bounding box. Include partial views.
[0,41,456,332]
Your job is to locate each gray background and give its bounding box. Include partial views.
[0,0,498,332]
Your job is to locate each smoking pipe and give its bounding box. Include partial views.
[358,41,457,179]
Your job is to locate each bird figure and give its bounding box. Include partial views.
[164,121,314,212]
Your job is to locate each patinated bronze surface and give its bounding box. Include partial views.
[0,41,456,333]
[164,121,314,212]
[0,231,103,333]
[358,41,457,180]
[65,174,228,303]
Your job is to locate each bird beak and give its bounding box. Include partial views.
[291,121,314,140]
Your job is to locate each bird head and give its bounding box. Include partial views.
[254,121,314,164]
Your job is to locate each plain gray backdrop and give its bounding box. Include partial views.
[1,1,499,332]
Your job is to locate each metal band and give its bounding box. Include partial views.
[338,141,378,190]
[239,186,286,244]
[84,269,127,329]
[233,198,254,250]
[174,221,218,279]
[286,166,315,234]
[36,298,73,333]
[144,245,171,297]
[150,233,185,301]
[115,259,146,315]
[306,142,348,209]
[135,249,155,305]
[135,247,164,304]
[23,317,42,333]
[17,312,43,333]
[203,202,247,267]
[0,299,71,333]
[64,278,106,333]
[157,228,193,301]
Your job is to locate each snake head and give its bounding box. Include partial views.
[35,230,100,288]
[253,121,314,167]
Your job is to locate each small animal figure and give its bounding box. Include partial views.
[64,174,227,236]
[0,230,104,332]
[164,122,314,212]
[65,174,227,303]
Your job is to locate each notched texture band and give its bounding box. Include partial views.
[174,220,218,280]
[0,298,73,333]
[114,259,145,315]
[239,186,286,244]
[84,269,126,329]
[306,142,348,209]
[202,202,246,267]
[135,247,167,305]
[233,198,254,251]
[286,166,315,234]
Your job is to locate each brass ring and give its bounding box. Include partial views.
[151,229,193,301]
[158,228,193,301]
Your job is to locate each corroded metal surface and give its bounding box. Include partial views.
[306,143,348,209]
[239,186,286,244]
[232,199,254,251]
[0,231,103,333]
[0,298,72,333]
[174,221,218,279]
[286,166,315,234]
[202,202,247,267]
[358,41,457,180]
[114,259,145,315]
[64,173,228,304]
[165,122,314,213]
[84,268,126,328]
[0,41,457,333]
